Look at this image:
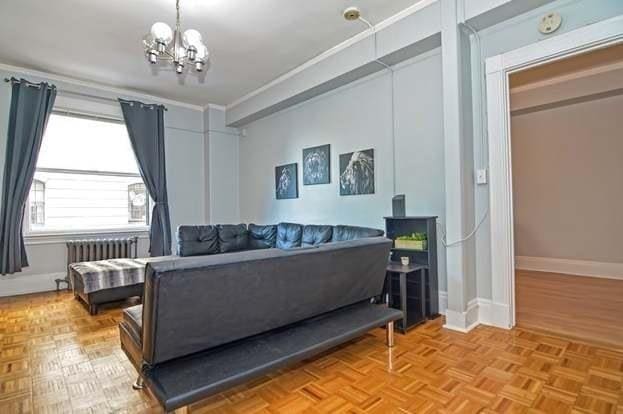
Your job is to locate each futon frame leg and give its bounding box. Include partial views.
[89,304,98,316]
[168,407,188,414]
[132,376,144,390]
[386,321,395,348]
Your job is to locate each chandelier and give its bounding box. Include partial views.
[143,0,209,74]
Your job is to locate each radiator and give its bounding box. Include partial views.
[59,237,140,290]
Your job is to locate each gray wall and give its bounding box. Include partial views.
[239,50,447,291]
[207,107,241,224]
[511,94,623,263]
[0,68,207,296]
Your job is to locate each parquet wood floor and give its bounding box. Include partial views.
[1,291,622,413]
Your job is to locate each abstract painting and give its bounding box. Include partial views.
[275,163,298,199]
[339,149,375,196]
[302,144,330,185]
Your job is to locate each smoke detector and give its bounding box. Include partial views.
[343,7,361,21]
[538,12,562,34]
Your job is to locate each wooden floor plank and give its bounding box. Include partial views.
[516,270,623,348]
[0,291,622,413]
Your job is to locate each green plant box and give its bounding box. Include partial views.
[395,240,427,251]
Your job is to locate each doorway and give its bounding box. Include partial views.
[484,16,623,332]
[509,43,623,346]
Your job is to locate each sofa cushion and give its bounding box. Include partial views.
[302,225,333,247]
[276,223,302,249]
[218,224,249,253]
[123,304,143,345]
[177,226,219,257]
[248,224,277,249]
[332,225,384,242]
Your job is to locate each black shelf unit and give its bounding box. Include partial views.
[384,216,439,318]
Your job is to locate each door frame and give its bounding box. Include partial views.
[485,15,623,329]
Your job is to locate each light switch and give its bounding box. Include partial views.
[476,169,488,185]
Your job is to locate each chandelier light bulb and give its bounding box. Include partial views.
[183,29,203,49]
[150,22,173,44]
[175,63,184,74]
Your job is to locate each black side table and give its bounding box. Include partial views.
[386,262,428,333]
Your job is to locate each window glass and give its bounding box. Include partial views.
[27,113,149,233]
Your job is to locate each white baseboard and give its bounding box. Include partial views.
[516,256,623,280]
[443,297,480,333]
[0,272,65,297]
[488,301,512,329]
[477,298,492,326]
[437,292,511,332]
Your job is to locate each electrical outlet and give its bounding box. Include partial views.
[476,169,488,185]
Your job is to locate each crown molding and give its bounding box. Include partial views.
[0,62,212,112]
[226,0,438,110]
[204,103,227,112]
[510,60,623,94]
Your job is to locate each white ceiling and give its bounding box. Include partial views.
[0,0,423,106]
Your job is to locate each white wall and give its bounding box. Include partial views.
[511,94,623,263]
[0,66,207,296]
[239,51,447,291]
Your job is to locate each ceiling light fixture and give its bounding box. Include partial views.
[143,0,209,74]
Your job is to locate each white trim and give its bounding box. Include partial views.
[205,103,227,112]
[510,60,623,94]
[436,293,507,331]
[0,272,66,297]
[438,290,448,315]
[485,15,623,330]
[516,256,623,280]
[0,62,206,111]
[227,0,438,110]
[443,298,479,333]
[477,298,491,326]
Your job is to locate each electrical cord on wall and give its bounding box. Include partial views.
[357,16,398,196]
[437,210,488,248]
[354,14,490,248]
[430,21,490,249]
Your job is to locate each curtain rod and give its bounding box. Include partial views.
[4,77,55,90]
[4,78,168,111]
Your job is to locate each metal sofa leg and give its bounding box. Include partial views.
[132,376,144,390]
[89,303,98,315]
[386,321,395,348]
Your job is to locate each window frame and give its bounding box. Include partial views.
[127,182,150,224]
[24,110,151,239]
[29,179,46,226]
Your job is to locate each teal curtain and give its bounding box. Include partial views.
[119,99,172,256]
[0,78,56,274]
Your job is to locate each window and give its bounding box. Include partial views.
[128,183,148,223]
[29,180,45,226]
[26,113,150,234]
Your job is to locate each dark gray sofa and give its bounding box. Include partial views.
[176,222,385,256]
[119,228,401,413]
